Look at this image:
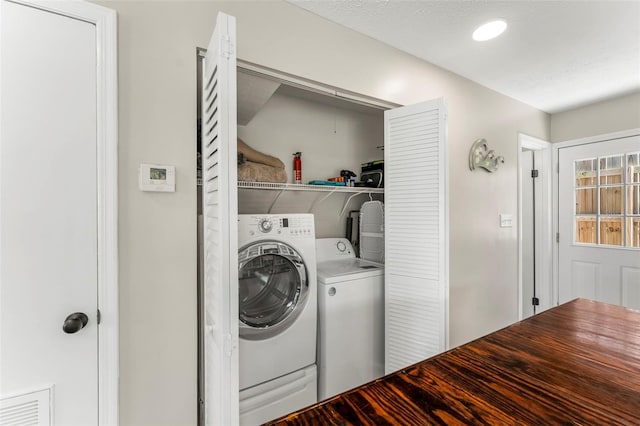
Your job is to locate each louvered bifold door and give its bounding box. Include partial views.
[384,98,448,374]
[201,12,239,426]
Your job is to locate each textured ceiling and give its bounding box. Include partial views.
[290,0,640,113]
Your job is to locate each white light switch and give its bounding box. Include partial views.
[500,214,513,228]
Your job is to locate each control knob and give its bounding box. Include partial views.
[258,218,273,233]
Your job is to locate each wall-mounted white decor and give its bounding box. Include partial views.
[139,163,176,192]
[469,138,504,172]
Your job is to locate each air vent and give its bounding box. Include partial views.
[0,388,51,426]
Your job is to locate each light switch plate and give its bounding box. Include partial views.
[500,214,513,228]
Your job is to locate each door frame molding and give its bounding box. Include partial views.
[5,1,119,424]
[552,127,640,307]
[517,133,552,318]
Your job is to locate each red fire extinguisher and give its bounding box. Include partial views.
[293,152,302,184]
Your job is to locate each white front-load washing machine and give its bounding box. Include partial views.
[316,238,385,401]
[238,214,317,425]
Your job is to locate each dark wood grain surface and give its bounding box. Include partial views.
[266,299,640,425]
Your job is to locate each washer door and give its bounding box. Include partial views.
[238,241,309,340]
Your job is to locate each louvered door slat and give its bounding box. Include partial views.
[201,12,238,426]
[384,98,448,374]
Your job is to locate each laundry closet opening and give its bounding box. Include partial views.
[196,53,396,424]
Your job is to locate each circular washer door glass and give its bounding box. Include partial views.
[239,253,302,329]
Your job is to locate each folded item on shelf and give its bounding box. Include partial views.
[308,180,346,186]
[238,160,287,183]
[237,138,285,169]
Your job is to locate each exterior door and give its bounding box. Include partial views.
[0,1,101,424]
[558,135,640,307]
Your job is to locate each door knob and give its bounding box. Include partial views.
[63,312,89,334]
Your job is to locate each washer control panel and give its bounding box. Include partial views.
[242,215,315,238]
[315,238,356,262]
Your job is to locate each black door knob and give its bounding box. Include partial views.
[63,312,89,334]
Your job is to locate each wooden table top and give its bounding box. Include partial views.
[267,299,640,425]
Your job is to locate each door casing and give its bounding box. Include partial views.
[1,1,119,424]
[518,133,552,318]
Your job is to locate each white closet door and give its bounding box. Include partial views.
[384,98,448,374]
[1,2,99,423]
[202,12,239,426]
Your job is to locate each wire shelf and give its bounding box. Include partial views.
[237,181,384,194]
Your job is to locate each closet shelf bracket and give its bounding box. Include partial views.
[339,191,375,217]
[237,181,383,215]
[267,189,285,214]
[308,190,337,213]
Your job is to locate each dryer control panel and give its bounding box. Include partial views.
[239,214,315,239]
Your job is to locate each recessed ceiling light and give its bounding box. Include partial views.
[472,19,507,41]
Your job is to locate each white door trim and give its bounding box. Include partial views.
[552,127,640,306]
[5,1,119,424]
[518,133,552,318]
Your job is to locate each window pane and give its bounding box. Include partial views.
[628,185,640,215]
[575,217,597,244]
[599,155,623,185]
[574,152,639,249]
[600,217,624,246]
[575,158,597,187]
[628,218,640,248]
[629,152,640,183]
[576,188,597,214]
[600,186,623,214]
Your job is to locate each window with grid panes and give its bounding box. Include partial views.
[574,152,640,248]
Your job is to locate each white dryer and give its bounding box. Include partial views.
[316,238,385,401]
[238,214,317,425]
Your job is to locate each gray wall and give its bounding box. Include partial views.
[94,1,549,424]
[550,92,640,142]
[238,90,384,186]
[237,89,384,238]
